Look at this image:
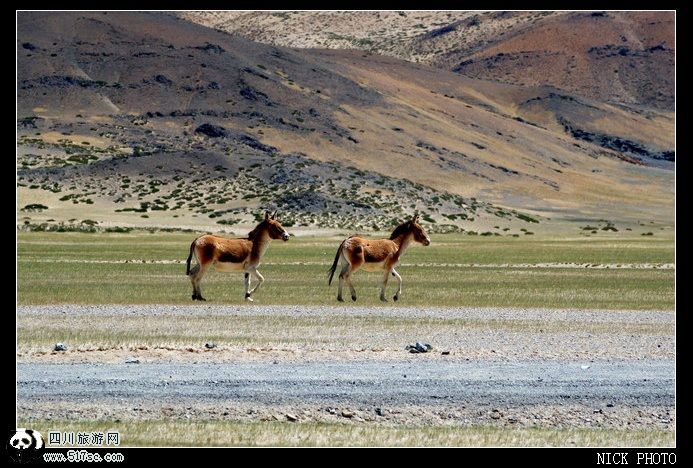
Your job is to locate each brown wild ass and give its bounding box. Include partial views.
[328,214,430,302]
[186,211,290,301]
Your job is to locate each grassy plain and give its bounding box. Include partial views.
[17,231,674,310]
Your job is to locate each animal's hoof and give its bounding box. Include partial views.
[192,295,197,301]
[380,296,388,302]
[337,296,344,302]
[245,296,254,302]
[199,296,206,301]
[393,295,399,301]
[351,295,357,302]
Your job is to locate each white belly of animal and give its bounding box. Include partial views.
[362,260,387,272]
[214,261,246,272]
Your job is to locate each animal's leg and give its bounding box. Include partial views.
[337,264,349,302]
[391,268,403,301]
[191,263,208,301]
[189,264,200,300]
[345,272,357,301]
[244,272,252,302]
[380,269,391,302]
[346,248,364,302]
[249,269,265,295]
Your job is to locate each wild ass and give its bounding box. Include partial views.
[328,214,430,302]
[186,211,290,301]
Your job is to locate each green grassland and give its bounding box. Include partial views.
[17,231,674,310]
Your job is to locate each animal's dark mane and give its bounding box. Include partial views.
[389,221,412,240]
[246,221,265,240]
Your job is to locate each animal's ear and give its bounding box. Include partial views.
[265,211,270,220]
[272,210,278,220]
[412,213,419,223]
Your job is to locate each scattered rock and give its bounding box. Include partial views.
[606,403,615,408]
[236,134,277,153]
[406,342,433,353]
[341,410,354,418]
[153,74,173,85]
[125,358,140,364]
[375,408,385,416]
[581,365,591,370]
[204,342,217,349]
[195,43,225,54]
[194,123,227,138]
[490,409,502,419]
[285,413,298,422]
[54,343,67,352]
[239,86,269,102]
[441,351,450,355]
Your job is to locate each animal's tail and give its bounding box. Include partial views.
[186,238,197,276]
[328,239,347,286]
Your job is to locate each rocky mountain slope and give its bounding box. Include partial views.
[177,10,674,110]
[17,11,674,233]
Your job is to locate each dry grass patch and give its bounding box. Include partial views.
[21,419,674,447]
[17,313,673,353]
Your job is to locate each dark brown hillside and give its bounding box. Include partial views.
[17,11,673,233]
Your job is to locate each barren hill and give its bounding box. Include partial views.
[17,11,674,234]
[177,10,675,110]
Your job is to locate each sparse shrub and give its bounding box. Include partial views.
[517,213,539,223]
[21,204,48,212]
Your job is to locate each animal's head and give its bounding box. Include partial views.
[264,210,290,241]
[410,214,431,246]
[390,214,431,245]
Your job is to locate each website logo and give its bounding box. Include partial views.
[6,429,44,463]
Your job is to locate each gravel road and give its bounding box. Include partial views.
[18,360,673,407]
[17,304,675,323]
[17,305,675,428]
[17,360,674,428]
